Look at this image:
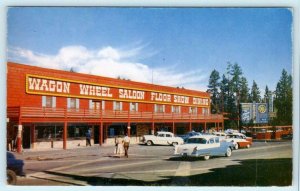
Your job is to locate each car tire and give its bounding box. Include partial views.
[7,169,17,185]
[235,144,239,150]
[203,155,210,160]
[225,148,232,157]
[172,142,178,146]
[146,140,153,146]
[246,144,250,148]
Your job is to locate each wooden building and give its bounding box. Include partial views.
[7,62,224,152]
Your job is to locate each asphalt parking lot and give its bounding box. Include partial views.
[12,141,292,186]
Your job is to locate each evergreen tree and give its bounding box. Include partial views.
[263,85,270,103]
[250,80,261,103]
[219,62,243,129]
[219,74,229,113]
[274,69,292,125]
[207,69,220,114]
[227,62,244,129]
[240,77,250,103]
[229,63,243,93]
[70,67,76,72]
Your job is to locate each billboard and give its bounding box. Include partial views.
[241,103,252,123]
[241,103,269,124]
[256,103,269,123]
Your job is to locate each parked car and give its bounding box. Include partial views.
[174,135,233,160]
[212,132,227,140]
[141,131,184,146]
[281,133,293,140]
[178,131,202,142]
[225,133,252,149]
[7,152,25,185]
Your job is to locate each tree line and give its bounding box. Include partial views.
[207,62,292,129]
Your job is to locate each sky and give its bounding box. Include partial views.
[7,7,292,93]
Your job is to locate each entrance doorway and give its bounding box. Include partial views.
[22,126,31,149]
[94,125,99,144]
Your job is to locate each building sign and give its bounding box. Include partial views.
[26,75,209,107]
[240,103,269,124]
[241,103,252,123]
[256,103,269,123]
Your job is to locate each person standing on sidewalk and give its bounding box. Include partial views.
[116,136,124,157]
[85,129,91,147]
[123,133,130,158]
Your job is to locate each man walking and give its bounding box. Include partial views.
[123,133,130,158]
[86,129,91,146]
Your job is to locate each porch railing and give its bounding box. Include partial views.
[7,106,223,121]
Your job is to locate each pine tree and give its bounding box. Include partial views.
[263,85,270,103]
[220,62,244,129]
[227,62,244,129]
[274,69,292,125]
[240,77,250,103]
[250,80,261,103]
[207,69,220,114]
[219,74,229,113]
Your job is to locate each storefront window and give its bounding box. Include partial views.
[107,124,136,137]
[68,125,89,139]
[108,125,125,137]
[35,125,63,141]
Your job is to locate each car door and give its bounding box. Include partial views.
[157,133,165,145]
[212,137,224,155]
[205,137,219,155]
[165,133,173,145]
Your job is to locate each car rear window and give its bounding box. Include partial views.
[187,138,207,144]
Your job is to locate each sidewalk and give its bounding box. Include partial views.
[12,144,119,161]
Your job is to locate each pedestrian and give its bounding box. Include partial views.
[123,133,130,158]
[116,135,124,157]
[114,136,118,154]
[85,129,91,146]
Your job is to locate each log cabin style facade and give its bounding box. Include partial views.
[7,62,224,152]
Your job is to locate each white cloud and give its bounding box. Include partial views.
[8,45,208,91]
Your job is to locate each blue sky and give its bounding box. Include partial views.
[7,7,292,93]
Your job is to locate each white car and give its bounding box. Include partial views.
[212,132,227,141]
[225,133,252,149]
[141,131,184,146]
[174,135,233,160]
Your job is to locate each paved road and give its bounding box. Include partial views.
[13,141,292,186]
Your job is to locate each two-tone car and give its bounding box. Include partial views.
[174,135,233,160]
[225,133,252,149]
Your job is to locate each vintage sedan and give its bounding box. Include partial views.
[225,133,252,149]
[174,135,233,160]
[141,131,184,146]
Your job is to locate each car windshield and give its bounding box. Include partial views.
[186,138,207,144]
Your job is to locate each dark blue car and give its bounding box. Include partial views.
[7,152,25,185]
[179,131,202,142]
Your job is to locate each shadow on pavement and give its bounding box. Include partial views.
[44,158,292,186]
